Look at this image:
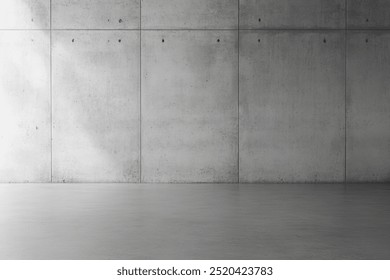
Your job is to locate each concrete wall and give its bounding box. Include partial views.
[239,31,345,183]
[347,31,390,182]
[52,31,140,183]
[142,31,238,183]
[0,0,389,183]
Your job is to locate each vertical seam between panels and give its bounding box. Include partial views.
[139,0,142,183]
[238,0,240,183]
[50,0,53,182]
[345,0,348,183]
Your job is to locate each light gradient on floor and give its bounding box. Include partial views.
[0,184,389,259]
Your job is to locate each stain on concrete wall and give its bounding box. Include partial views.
[0,0,50,29]
[240,0,345,29]
[239,31,345,183]
[142,0,238,29]
[0,31,51,182]
[347,32,390,182]
[348,0,390,29]
[52,31,140,182]
[141,31,238,183]
[52,0,140,29]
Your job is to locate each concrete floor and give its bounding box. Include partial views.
[0,184,389,260]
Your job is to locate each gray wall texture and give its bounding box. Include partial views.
[0,0,389,183]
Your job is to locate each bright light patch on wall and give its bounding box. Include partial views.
[51,37,132,182]
[0,0,50,29]
[0,30,51,182]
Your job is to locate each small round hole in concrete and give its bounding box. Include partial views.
[217,39,220,42]
[258,18,261,22]
[72,39,74,42]
[162,39,165,43]
[118,39,121,43]
[119,19,123,23]
[258,39,261,43]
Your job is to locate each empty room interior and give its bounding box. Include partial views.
[0,0,390,260]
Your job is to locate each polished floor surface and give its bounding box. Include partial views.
[0,183,390,259]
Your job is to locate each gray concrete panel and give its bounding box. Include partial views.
[347,32,390,182]
[348,0,390,29]
[240,0,345,29]
[52,31,140,182]
[240,31,345,183]
[142,31,238,183]
[141,0,238,29]
[52,0,140,29]
[0,31,51,182]
[0,0,50,29]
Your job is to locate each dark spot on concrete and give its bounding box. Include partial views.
[366,38,369,43]
[62,179,65,183]
[366,18,369,22]
[119,19,123,23]
[108,39,110,43]
[31,18,34,22]
[36,126,38,130]
[217,39,220,42]
[258,18,261,22]
[72,39,74,42]
[162,38,165,43]
[118,39,121,43]
[323,38,326,43]
[108,19,110,22]
[258,39,261,43]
